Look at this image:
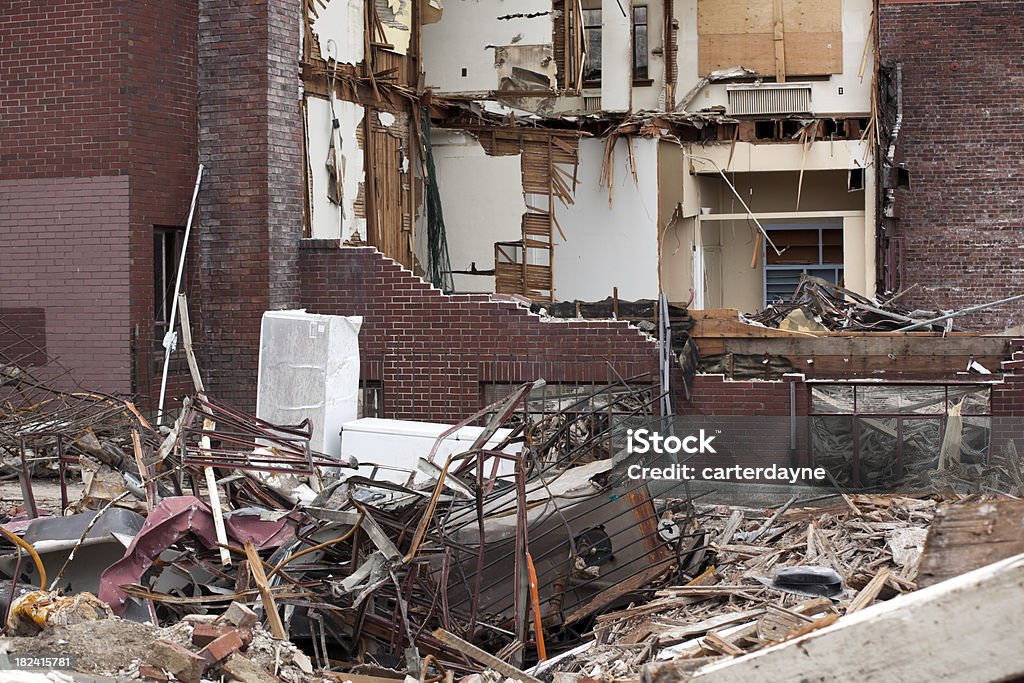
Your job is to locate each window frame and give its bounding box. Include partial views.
[632,5,650,84]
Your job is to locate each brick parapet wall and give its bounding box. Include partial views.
[298,243,660,422]
[879,0,1024,331]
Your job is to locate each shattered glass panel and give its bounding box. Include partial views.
[811,416,854,486]
[811,385,854,414]
[857,417,900,487]
[900,418,942,476]
[856,385,946,414]
[897,386,948,414]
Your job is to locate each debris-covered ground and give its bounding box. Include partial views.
[543,494,938,680]
[3,314,1024,682]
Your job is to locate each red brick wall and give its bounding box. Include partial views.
[880,0,1024,331]
[299,243,660,422]
[197,0,304,411]
[0,177,131,392]
[673,374,809,470]
[0,0,129,180]
[0,0,198,407]
[127,0,199,410]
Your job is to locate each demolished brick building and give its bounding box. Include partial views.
[2,0,1023,489]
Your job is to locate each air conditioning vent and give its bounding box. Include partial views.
[583,95,601,113]
[727,84,812,116]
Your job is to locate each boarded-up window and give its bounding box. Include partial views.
[697,0,842,78]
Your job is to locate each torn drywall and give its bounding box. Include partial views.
[306,96,366,240]
[374,0,413,55]
[311,0,365,64]
[431,130,527,292]
[422,0,555,93]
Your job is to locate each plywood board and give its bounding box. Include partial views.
[784,32,842,75]
[698,34,775,75]
[697,0,773,34]
[698,32,841,76]
[780,0,841,33]
[697,0,842,76]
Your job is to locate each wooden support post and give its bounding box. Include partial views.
[245,541,288,640]
[131,430,153,512]
[178,293,231,567]
[773,0,786,83]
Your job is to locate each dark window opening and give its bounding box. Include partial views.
[153,227,184,335]
[781,119,804,138]
[754,120,776,139]
[764,225,844,306]
[583,8,602,85]
[632,6,648,81]
[359,380,384,418]
[848,167,865,191]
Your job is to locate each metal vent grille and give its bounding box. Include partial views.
[583,96,602,113]
[727,85,812,116]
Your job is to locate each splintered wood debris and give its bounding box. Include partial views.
[522,493,984,683]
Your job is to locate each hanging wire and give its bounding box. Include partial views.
[421,109,455,292]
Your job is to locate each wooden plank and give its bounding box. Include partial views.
[432,629,543,683]
[697,0,840,76]
[781,0,841,33]
[699,33,774,75]
[917,500,1024,588]
[245,541,288,640]
[773,0,786,82]
[689,553,1024,683]
[783,32,842,76]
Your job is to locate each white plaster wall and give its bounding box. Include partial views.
[686,139,871,176]
[311,0,364,64]
[379,0,413,55]
[675,0,873,115]
[422,0,555,94]
[554,137,660,300]
[431,130,527,292]
[601,0,632,111]
[306,96,366,240]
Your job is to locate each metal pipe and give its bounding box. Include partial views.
[157,164,205,426]
[896,293,1024,332]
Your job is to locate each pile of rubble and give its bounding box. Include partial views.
[3,601,317,683]
[3,311,1024,682]
[744,275,1020,333]
[527,494,937,681]
[0,333,692,681]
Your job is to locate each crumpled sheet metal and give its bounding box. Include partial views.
[98,496,298,614]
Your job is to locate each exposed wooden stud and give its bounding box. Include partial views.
[773,0,786,82]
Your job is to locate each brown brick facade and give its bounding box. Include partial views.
[880,0,1024,331]
[0,176,132,392]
